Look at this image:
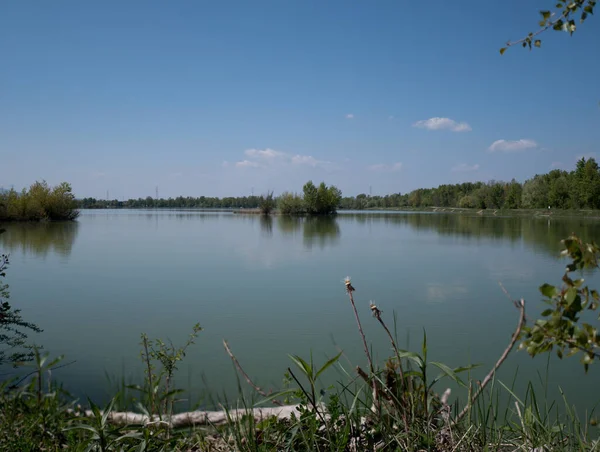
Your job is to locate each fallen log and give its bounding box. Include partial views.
[68,404,301,428]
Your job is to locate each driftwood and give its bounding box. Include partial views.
[68,405,300,428]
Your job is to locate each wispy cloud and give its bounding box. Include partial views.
[345,113,354,119]
[291,154,331,167]
[488,139,538,153]
[235,160,261,168]
[244,148,285,159]
[367,162,403,172]
[412,117,472,132]
[234,148,332,170]
[451,163,480,172]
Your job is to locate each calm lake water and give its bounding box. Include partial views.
[2,210,600,413]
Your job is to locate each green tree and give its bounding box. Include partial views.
[302,181,341,215]
[504,179,523,209]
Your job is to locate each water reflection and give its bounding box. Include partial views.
[339,213,600,257]
[259,215,273,237]
[0,222,79,257]
[275,216,340,249]
[303,217,340,249]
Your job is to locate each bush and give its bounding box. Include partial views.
[278,192,306,215]
[259,191,275,215]
[0,181,79,222]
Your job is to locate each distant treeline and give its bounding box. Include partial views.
[0,182,79,222]
[76,157,600,211]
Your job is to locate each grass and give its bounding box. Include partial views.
[1,280,599,450]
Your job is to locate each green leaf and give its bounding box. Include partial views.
[540,283,558,298]
[288,354,313,379]
[429,361,467,389]
[315,351,342,380]
[396,350,424,369]
[499,47,507,55]
[541,10,552,20]
[421,329,428,363]
[541,309,554,317]
[534,39,541,48]
[255,389,298,406]
[101,397,116,427]
[566,287,578,306]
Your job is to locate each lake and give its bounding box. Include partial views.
[1,210,599,413]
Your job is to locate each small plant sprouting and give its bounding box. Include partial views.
[133,323,202,421]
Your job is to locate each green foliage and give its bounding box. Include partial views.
[0,231,42,366]
[339,158,600,210]
[258,191,275,215]
[277,191,306,215]
[521,234,600,370]
[303,181,341,215]
[131,323,202,419]
[500,0,596,53]
[0,181,79,222]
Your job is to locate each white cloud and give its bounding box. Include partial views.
[488,139,538,153]
[291,155,328,167]
[244,148,285,159]
[235,160,261,168]
[412,117,472,132]
[232,148,333,170]
[345,113,354,119]
[367,162,403,172]
[451,163,480,172]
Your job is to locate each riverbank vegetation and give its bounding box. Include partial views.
[76,158,600,213]
[0,181,79,222]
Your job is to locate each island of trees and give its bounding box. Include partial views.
[0,181,79,222]
[75,157,600,212]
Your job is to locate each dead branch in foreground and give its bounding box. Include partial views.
[223,339,284,407]
[452,299,526,426]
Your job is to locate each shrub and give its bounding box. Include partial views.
[278,192,306,215]
[0,181,79,222]
[259,191,275,215]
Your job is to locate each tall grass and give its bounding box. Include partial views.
[0,181,79,222]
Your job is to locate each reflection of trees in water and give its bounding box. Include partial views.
[303,217,340,249]
[340,213,600,257]
[259,215,273,237]
[0,222,79,258]
[276,216,341,249]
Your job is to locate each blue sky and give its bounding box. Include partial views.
[1,1,599,199]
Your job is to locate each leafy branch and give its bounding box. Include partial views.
[501,1,596,54]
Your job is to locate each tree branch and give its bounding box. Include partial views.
[452,299,526,426]
[223,340,284,406]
